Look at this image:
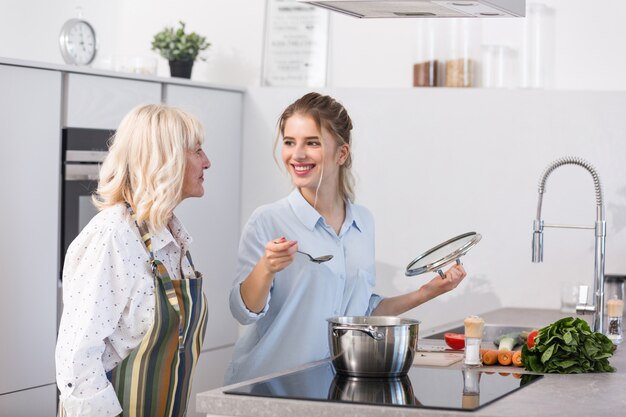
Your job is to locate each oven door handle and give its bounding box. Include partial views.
[66,150,108,163]
[65,163,100,181]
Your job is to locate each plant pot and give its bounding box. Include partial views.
[169,60,194,79]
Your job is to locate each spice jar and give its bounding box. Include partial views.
[463,315,484,366]
[444,19,481,88]
[461,368,481,409]
[413,20,439,87]
[462,393,480,410]
[462,367,481,394]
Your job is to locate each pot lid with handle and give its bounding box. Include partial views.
[405,232,481,278]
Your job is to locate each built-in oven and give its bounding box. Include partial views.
[60,128,114,279]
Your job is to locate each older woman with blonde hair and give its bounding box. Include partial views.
[56,104,211,417]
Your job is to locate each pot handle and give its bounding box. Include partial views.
[332,325,384,340]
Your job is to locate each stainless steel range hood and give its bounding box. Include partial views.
[297,0,525,18]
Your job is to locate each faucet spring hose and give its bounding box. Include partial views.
[537,156,603,205]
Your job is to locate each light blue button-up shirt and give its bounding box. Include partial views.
[225,189,383,384]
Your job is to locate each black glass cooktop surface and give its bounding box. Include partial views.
[224,361,542,412]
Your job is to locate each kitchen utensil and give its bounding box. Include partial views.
[297,250,333,264]
[405,231,481,278]
[327,316,420,377]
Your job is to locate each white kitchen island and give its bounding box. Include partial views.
[197,308,626,417]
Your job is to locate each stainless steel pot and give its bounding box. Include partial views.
[327,316,420,377]
[328,374,420,406]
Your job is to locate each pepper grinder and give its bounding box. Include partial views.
[464,315,485,366]
[461,368,481,409]
[606,298,623,345]
[605,275,624,344]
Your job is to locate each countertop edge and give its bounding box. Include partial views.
[197,307,626,417]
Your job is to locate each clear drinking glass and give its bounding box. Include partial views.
[605,275,625,312]
[560,283,580,313]
[522,3,556,88]
[482,45,517,88]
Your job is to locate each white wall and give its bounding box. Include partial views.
[241,87,626,330]
[0,0,265,86]
[1,0,626,90]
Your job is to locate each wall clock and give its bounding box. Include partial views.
[59,18,97,65]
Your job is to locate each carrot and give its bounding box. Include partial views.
[482,349,498,365]
[512,350,523,367]
[498,350,512,366]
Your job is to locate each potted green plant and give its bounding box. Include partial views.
[151,21,210,79]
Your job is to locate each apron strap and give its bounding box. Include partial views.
[127,204,190,350]
[184,250,203,279]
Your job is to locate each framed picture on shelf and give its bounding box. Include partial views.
[261,0,329,87]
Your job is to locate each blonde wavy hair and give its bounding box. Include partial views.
[94,104,204,233]
[275,92,355,203]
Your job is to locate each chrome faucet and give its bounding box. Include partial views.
[531,157,606,332]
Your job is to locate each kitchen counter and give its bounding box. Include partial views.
[197,308,626,417]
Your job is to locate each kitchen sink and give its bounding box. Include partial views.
[421,324,535,343]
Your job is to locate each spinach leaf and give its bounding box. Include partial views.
[521,317,616,374]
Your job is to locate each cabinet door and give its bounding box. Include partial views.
[0,65,61,394]
[165,85,243,350]
[65,73,161,129]
[0,384,57,417]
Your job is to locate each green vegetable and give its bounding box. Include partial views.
[498,336,516,351]
[518,330,530,344]
[521,317,616,374]
[493,332,521,349]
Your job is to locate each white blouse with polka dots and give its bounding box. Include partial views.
[55,203,195,417]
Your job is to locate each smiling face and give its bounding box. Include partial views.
[281,113,349,202]
[181,143,211,200]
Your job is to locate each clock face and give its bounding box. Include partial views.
[59,19,97,65]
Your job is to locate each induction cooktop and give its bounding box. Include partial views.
[224,361,542,412]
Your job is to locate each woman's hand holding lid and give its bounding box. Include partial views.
[422,263,467,300]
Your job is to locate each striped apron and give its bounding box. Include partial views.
[60,211,208,417]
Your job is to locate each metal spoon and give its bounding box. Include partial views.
[297,250,333,264]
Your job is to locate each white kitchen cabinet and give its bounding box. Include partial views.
[0,65,60,406]
[166,84,243,351]
[0,384,57,417]
[65,73,161,129]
